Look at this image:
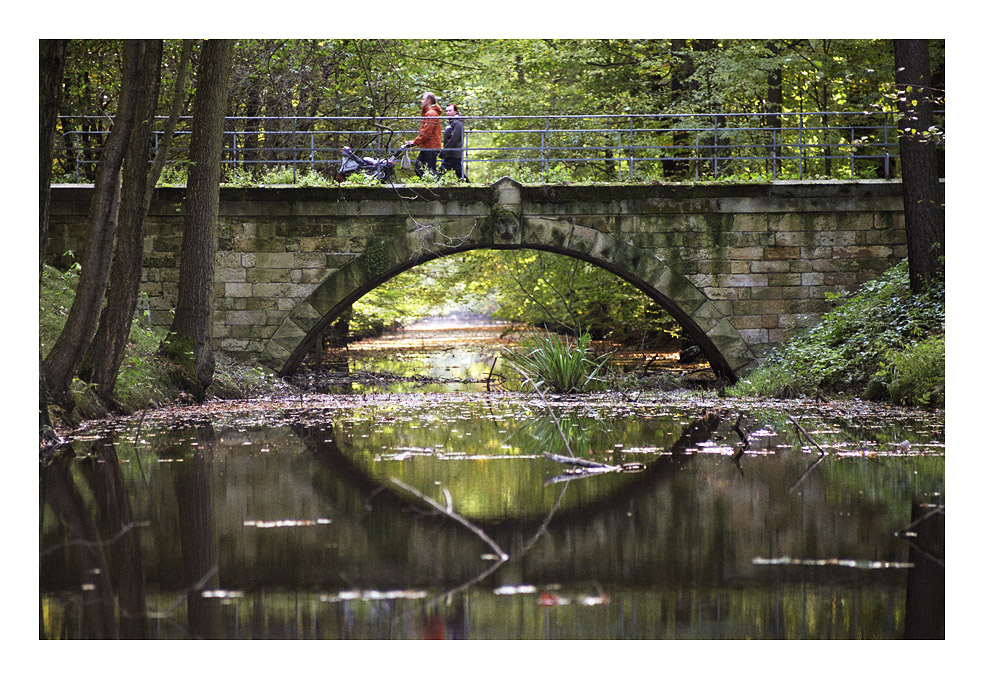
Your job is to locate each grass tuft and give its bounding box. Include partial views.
[503,331,610,394]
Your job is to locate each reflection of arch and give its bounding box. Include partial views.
[261,190,756,380]
[295,409,742,529]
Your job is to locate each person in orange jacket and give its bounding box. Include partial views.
[402,92,442,177]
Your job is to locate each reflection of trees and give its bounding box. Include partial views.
[40,426,224,639]
[902,501,944,639]
[40,437,147,639]
[41,406,942,639]
[169,425,221,639]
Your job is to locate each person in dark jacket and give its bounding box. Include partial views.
[438,104,467,181]
[402,92,442,177]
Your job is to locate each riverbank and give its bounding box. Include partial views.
[40,264,300,437]
[40,258,944,442]
[726,261,944,408]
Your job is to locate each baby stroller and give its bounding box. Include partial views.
[336,123,397,183]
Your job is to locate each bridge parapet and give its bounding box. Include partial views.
[46,179,910,379]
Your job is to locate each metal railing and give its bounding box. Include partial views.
[52,111,944,184]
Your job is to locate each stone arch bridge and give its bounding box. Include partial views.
[47,178,909,381]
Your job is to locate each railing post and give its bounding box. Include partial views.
[543,116,550,181]
[617,130,622,181]
[694,117,699,181]
[849,127,855,178]
[292,117,297,182]
[884,112,891,179]
[713,117,719,179]
[772,127,778,180]
[798,113,805,179]
[628,115,635,181]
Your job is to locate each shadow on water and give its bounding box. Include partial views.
[40,318,944,640]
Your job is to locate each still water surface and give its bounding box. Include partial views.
[40,319,944,639]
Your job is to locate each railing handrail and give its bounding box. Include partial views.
[52,111,944,183]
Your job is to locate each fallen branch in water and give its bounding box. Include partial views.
[786,413,829,492]
[788,453,826,493]
[390,477,508,562]
[787,413,826,456]
[542,451,645,485]
[542,451,615,469]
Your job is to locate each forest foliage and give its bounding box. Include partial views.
[42,39,946,420]
[56,39,944,125]
[52,39,945,185]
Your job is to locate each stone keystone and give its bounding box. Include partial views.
[491,177,523,245]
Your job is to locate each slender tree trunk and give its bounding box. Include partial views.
[163,39,234,397]
[42,40,146,410]
[765,41,783,176]
[82,40,193,402]
[40,39,68,447]
[40,39,67,277]
[662,39,694,181]
[893,39,944,293]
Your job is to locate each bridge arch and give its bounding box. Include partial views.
[260,211,757,381]
[45,182,908,377]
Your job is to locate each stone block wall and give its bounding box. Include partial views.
[46,180,911,373]
[520,181,908,360]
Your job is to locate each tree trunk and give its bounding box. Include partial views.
[163,39,235,397]
[40,39,67,277]
[81,439,148,638]
[42,40,146,410]
[41,454,119,639]
[40,39,68,447]
[893,39,944,293]
[765,41,783,176]
[81,40,193,402]
[662,39,694,181]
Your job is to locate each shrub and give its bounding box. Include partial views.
[729,261,944,401]
[866,334,945,407]
[259,165,297,185]
[156,163,189,186]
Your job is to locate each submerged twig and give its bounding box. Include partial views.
[786,413,829,492]
[390,477,508,562]
[542,451,645,485]
[788,453,827,493]
[730,413,750,471]
[897,505,945,535]
[486,355,498,392]
[787,413,826,455]
[148,566,219,619]
[542,451,615,469]
[39,520,150,557]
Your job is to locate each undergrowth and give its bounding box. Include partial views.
[41,263,292,426]
[728,260,944,407]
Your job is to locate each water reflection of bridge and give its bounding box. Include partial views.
[40,407,939,639]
